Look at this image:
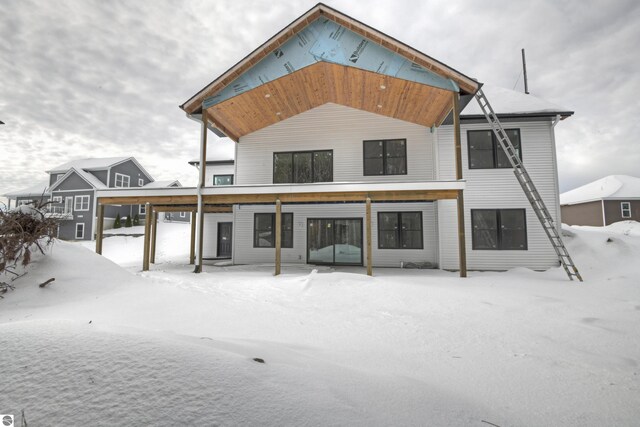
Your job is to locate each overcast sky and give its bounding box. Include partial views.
[1,0,638,202]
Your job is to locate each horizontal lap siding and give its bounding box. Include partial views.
[437,121,560,270]
[231,203,437,267]
[203,213,234,258]
[236,103,434,185]
[205,164,235,187]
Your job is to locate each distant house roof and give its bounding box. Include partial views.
[49,167,109,192]
[143,180,182,188]
[560,175,640,205]
[3,181,50,198]
[47,157,130,173]
[461,84,574,119]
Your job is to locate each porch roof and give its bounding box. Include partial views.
[96,180,465,206]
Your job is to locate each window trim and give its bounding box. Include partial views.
[138,178,144,186]
[75,223,85,239]
[179,211,186,218]
[621,202,632,218]
[253,212,294,248]
[213,174,234,186]
[471,209,528,250]
[467,129,522,169]
[74,195,90,211]
[377,211,424,249]
[114,173,130,188]
[363,139,408,176]
[272,149,333,184]
[139,204,146,215]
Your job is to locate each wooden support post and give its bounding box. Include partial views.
[142,202,152,271]
[366,197,373,276]
[457,191,467,278]
[95,203,105,254]
[275,199,281,276]
[189,211,196,265]
[195,109,208,273]
[150,209,158,264]
[453,92,463,181]
[452,93,467,277]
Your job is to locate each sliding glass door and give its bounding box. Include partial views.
[307,218,363,265]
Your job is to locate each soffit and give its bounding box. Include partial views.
[205,61,454,141]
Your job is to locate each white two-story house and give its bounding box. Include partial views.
[96,3,571,275]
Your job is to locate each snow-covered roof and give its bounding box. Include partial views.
[462,84,573,117]
[560,175,640,205]
[3,181,50,198]
[143,180,182,188]
[49,167,108,191]
[47,157,130,173]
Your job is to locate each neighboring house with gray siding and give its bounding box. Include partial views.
[4,157,180,241]
[4,182,51,209]
[560,175,640,226]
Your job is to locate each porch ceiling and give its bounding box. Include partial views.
[204,61,455,142]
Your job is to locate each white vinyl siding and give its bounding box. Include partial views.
[232,202,437,268]
[236,103,434,185]
[204,164,235,188]
[202,213,234,258]
[436,120,560,271]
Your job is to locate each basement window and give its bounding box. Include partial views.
[253,213,293,248]
[468,129,521,169]
[621,202,631,218]
[363,139,407,175]
[472,209,527,250]
[75,223,85,240]
[273,150,332,184]
[378,212,423,249]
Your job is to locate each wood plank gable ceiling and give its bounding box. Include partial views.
[182,3,480,142]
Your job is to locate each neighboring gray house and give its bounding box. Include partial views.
[4,182,51,209]
[560,175,640,226]
[4,157,181,241]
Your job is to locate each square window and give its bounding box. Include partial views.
[472,209,527,250]
[74,195,90,211]
[377,212,422,249]
[254,213,293,248]
[468,129,521,169]
[364,139,407,176]
[115,173,130,188]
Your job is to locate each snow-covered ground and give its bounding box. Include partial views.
[1,221,639,425]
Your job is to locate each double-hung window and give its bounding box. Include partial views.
[363,139,407,175]
[273,150,332,184]
[621,202,631,218]
[75,223,85,239]
[114,173,130,188]
[472,209,527,250]
[253,213,293,248]
[378,212,423,249]
[139,204,146,215]
[74,195,90,211]
[468,129,521,169]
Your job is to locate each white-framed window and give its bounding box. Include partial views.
[74,195,90,211]
[75,223,85,239]
[180,211,186,218]
[621,202,631,218]
[51,196,63,214]
[115,173,130,188]
[139,204,146,215]
[65,197,74,214]
[138,178,144,186]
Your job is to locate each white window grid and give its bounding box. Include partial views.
[621,202,631,218]
[74,195,90,211]
[75,223,85,239]
[115,173,130,188]
[139,204,146,215]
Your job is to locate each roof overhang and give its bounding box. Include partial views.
[203,62,457,141]
[180,3,480,140]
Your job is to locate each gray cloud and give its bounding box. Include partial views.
[1,0,638,200]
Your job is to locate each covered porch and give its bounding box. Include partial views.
[95,179,467,277]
